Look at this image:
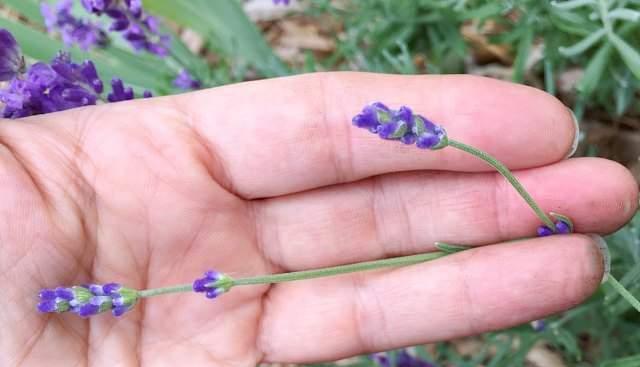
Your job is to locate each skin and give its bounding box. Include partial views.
[0,72,637,366]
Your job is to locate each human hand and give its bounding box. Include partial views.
[1,73,637,366]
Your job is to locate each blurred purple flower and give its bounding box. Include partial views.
[42,0,170,56]
[1,53,104,118]
[0,29,23,81]
[273,0,291,4]
[86,0,171,56]
[173,69,201,90]
[0,29,152,119]
[371,350,436,367]
[41,0,108,51]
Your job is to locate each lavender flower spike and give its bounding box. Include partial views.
[41,0,108,51]
[37,283,139,317]
[536,212,574,237]
[173,69,202,90]
[193,270,233,299]
[0,29,23,81]
[352,102,448,150]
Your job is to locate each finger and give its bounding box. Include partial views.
[253,158,638,270]
[257,234,604,363]
[176,72,576,198]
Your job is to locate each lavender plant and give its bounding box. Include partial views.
[0,29,149,118]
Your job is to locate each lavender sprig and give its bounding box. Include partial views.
[352,102,640,315]
[352,102,557,231]
[38,252,447,318]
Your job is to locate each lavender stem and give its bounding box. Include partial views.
[138,252,448,298]
[447,139,557,230]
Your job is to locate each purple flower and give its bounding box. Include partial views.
[37,283,138,317]
[273,0,291,4]
[107,78,134,102]
[353,103,448,150]
[536,216,573,237]
[0,29,22,81]
[41,0,108,51]
[530,319,546,332]
[371,350,436,367]
[173,69,202,90]
[44,0,170,56]
[81,0,113,14]
[0,30,153,119]
[1,52,105,118]
[193,270,232,299]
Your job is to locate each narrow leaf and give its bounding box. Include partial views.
[607,8,640,22]
[576,43,612,95]
[551,0,596,10]
[558,28,606,56]
[608,32,640,79]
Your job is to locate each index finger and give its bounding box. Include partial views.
[175,72,576,198]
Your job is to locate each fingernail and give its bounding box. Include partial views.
[564,109,580,159]
[589,234,611,284]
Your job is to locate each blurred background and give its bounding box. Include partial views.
[1,0,639,366]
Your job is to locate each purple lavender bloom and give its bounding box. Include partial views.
[536,217,573,237]
[0,29,22,81]
[530,319,546,332]
[395,350,436,367]
[537,225,554,237]
[193,270,232,299]
[353,103,448,150]
[273,0,291,4]
[0,30,151,118]
[41,0,108,51]
[352,102,391,132]
[37,283,138,317]
[81,0,113,14]
[371,350,436,367]
[107,78,134,102]
[88,0,170,56]
[173,70,202,90]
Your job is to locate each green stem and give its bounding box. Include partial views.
[138,252,447,298]
[448,139,556,230]
[606,274,640,313]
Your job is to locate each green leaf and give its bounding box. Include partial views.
[558,28,606,57]
[601,354,640,367]
[143,0,288,77]
[576,43,613,96]
[512,25,534,83]
[607,8,640,22]
[2,0,44,26]
[551,0,596,10]
[608,32,640,80]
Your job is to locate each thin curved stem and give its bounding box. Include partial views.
[448,139,556,230]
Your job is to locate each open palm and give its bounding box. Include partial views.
[1,73,637,366]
